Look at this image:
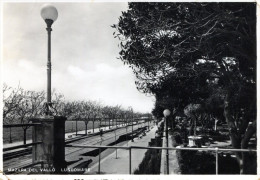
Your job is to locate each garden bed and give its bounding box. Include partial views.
[176,149,243,174]
[172,129,256,174]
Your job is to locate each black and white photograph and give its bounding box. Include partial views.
[1,1,257,178]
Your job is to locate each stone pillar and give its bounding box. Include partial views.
[31,116,67,174]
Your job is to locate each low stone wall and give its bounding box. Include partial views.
[160,122,181,174]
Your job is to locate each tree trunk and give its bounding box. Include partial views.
[9,127,12,143]
[23,128,27,145]
[85,121,88,135]
[194,116,197,136]
[189,118,194,136]
[223,92,243,172]
[76,120,78,136]
[224,93,241,147]
[171,113,177,129]
[93,119,95,133]
[241,120,256,174]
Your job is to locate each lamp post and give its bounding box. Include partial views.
[163,109,171,174]
[33,5,67,172]
[131,111,134,142]
[128,107,134,142]
[41,4,58,115]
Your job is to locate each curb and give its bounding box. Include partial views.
[160,120,181,174]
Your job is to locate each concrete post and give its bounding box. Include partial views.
[31,116,67,174]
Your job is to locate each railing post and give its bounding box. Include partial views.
[115,128,117,159]
[165,116,169,174]
[215,147,219,175]
[166,148,169,174]
[129,147,132,174]
[98,147,101,174]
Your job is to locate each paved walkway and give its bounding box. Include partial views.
[87,125,158,174]
[3,123,147,173]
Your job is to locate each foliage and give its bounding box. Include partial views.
[134,132,162,174]
[113,2,256,113]
[113,2,256,174]
[177,150,215,174]
[3,84,46,144]
[176,149,254,174]
[113,3,255,94]
[3,84,149,129]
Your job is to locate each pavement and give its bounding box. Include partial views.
[86,125,158,174]
[3,123,149,173]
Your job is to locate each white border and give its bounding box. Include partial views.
[0,1,259,180]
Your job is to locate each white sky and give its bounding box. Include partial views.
[2,2,155,113]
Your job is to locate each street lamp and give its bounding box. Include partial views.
[41,4,58,115]
[163,109,171,174]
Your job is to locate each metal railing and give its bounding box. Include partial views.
[3,142,42,152]
[3,123,43,171]
[3,123,42,144]
[66,144,256,175]
[3,123,42,150]
[3,123,42,128]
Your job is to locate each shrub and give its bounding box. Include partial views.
[134,128,163,174]
[176,150,244,174]
[177,150,215,174]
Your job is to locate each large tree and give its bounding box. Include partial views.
[114,2,256,174]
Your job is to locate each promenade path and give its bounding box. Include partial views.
[3,123,148,173]
[86,124,157,174]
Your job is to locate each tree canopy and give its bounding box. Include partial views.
[113,2,255,104]
[113,2,256,174]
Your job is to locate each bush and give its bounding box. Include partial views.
[134,148,162,174]
[134,127,163,174]
[176,150,243,174]
[177,150,215,174]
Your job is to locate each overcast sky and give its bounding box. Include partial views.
[2,2,155,113]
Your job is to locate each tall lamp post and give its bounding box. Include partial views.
[32,5,66,172]
[127,107,134,142]
[41,4,58,115]
[163,109,171,174]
